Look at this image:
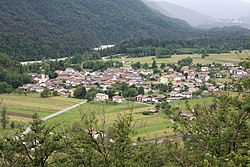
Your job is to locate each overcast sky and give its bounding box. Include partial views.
[149,0,250,18]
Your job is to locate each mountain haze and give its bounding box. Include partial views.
[240,13,250,23]
[149,0,250,19]
[143,0,215,26]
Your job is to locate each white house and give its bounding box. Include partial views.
[201,67,209,72]
[112,96,125,103]
[94,93,109,102]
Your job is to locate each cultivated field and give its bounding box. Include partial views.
[0,93,83,135]
[47,102,173,140]
[111,50,250,66]
[0,93,83,120]
[0,94,214,139]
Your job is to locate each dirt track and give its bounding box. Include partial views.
[8,112,33,118]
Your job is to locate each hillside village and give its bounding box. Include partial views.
[19,59,249,105]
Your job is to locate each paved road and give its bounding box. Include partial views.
[23,100,87,135]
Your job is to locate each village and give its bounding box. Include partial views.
[19,60,249,105]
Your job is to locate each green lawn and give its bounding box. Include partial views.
[111,50,249,66]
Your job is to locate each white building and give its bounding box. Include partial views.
[94,93,109,102]
[112,96,125,103]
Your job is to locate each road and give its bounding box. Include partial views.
[23,100,87,135]
[20,57,72,65]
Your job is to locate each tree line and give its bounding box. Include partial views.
[100,37,250,57]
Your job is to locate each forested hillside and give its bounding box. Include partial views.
[0,0,194,61]
[0,53,31,90]
[0,0,249,61]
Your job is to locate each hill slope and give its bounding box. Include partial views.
[143,0,215,27]
[0,0,194,61]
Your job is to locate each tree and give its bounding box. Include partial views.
[184,72,188,79]
[192,90,202,98]
[142,63,149,69]
[201,53,209,59]
[58,108,169,166]
[131,62,141,70]
[52,90,59,96]
[40,87,51,98]
[73,86,87,99]
[199,84,208,91]
[58,110,134,166]
[155,102,171,116]
[105,88,115,98]
[1,114,66,166]
[177,57,193,67]
[169,93,250,166]
[0,82,12,94]
[125,88,138,98]
[151,60,157,69]
[0,106,8,129]
[85,91,97,101]
[160,63,166,69]
[10,121,15,129]
[138,86,145,95]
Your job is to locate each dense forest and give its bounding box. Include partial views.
[0,0,250,61]
[0,53,31,91]
[0,0,193,61]
[100,36,250,57]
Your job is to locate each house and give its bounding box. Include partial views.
[208,86,219,92]
[164,66,174,72]
[180,113,195,120]
[94,93,109,102]
[201,67,209,72]
[160,76,169,84]
[33,74,49,84]
[136,95,154,104]
[148,109,159,114]
[139,69,153,75]
[174,74,185,83]
[224,63,235,68]
[112,96,125,103]
[65,68,76,74]
[181,66,189,73]
[169,91,183,100]
[181,91,193,99]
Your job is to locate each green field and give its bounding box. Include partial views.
[112,50,250,66]
[47,102,173,140]
[0,94,214,140]
[0,93,83,136]
[0,93,83,125]
[0,94,173,139]
[170,97,213,112]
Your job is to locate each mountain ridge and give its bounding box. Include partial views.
[0,0,249,61]
[0,0,196,61]
[142,0,215,26]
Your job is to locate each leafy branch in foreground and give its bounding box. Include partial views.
[169,93,250,166]
[0,114,65,167]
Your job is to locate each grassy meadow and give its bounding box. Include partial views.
[111,50,250,66]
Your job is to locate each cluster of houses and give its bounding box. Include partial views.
[19,62,250,104]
